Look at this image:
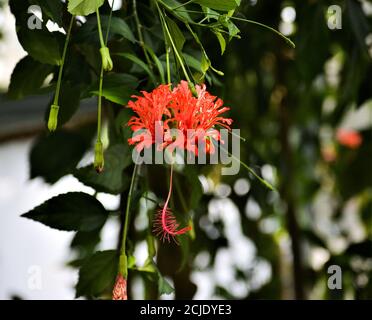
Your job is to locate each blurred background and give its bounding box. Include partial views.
[0,0,372,300]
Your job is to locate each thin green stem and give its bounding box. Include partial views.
[156,2,192,84]
[230,16,295,48]
[96,7,105,48]
[173,0,195,10]
[172,9,295,48]
[219,144,275,191]
[166,46,171,84]
[105,0,115,43]
[53,16,74,106]
[96,1,115,140]
[121,164,138,259]
[96,67,104,139]
[133,0,153,69]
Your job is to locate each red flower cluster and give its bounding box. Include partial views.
[127,81,232,154]
[127,81,232,242]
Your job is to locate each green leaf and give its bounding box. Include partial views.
[22,192,108,232]
[74,144,132,194]
[159,0,193,23]
[76,250,118,298]
[165,17,185,53]
[200,53,211,74]
[30,0,63,26]
[7,56,53,100]
[91,73,138,105]
[30,130,91,184]
[213,30,226,55]
[195,0,239,11]
[76,16,136,44]
[18,29,62,65]
[71,229,101,254]
[115,53,157,85]
[144,44,165,84]
[158,275,174,295]
[138,259,175,295]
[67,0,105,16]
[183,53,202,72]
[108,17,136,43]
[227,20,240,39]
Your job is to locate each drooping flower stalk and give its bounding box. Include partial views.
[94,3,115,172]
[153,165,191,242]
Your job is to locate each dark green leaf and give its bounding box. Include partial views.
[7,55,53,100]
[71,229,101,254]
[74,144,132,194]
[76,16,135,44]
[108,16,136,43]
[30,130,90,184]
[30,0,63,26]
[18,29,62,65]
[115,53,156,85]
[22,192,108,231]
[90,73,138,105]
[165,17,185,53]
[159,0,193,23]
[76,250,118,298]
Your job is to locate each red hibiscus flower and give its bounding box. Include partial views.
[126,81,232,242]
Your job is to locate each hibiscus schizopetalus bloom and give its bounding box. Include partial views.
[127,81,232,153]
[127,81,232,242]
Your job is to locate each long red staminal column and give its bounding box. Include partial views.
[153,165,191,242]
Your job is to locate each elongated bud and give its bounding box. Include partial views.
[47,104,59,132]
[94,140,104,173]
[100,46,113,71]
[112,274,127,300]
[119,253,128,278]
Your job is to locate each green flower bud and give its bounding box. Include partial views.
[47,104,60,132]
[94,140,104,173]
[99,46,113,71]
[119,253,128,278]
